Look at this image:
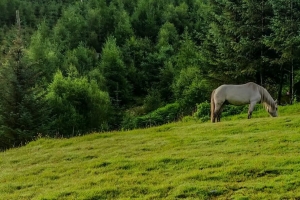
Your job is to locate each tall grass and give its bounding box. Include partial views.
[1,104,300,199]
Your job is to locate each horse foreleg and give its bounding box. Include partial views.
[248,102,256,119]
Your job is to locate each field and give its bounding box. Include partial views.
[1,104,300,199]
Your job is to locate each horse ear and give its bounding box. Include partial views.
[275,99,278,104]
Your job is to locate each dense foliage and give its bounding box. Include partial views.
[0,0,300,149]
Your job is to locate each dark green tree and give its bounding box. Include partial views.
[85,1,108,51]
[202,0,274,85]
[27,21,61,84]
[189,0,211,45]
[99,36,131,106]
[155,22,179,102]
[108,1,134,46]
[0,13,50,150]
[162,2,190,35]
[172,29,208,112]
[174,29,201,72]
[122,36,153,98]
[131,0,166,41]
[202,0,245,83]
[0,0,18,26]
[265,0,300,103]
[46,71,111,136]
[62,43,97,75]
[52,4,88,51]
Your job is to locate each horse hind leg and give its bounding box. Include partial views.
[212,105,219,123]
[212,112,218,123]
[216,104,225,122]
[217,114,221,122]
[212,111,218,123]
[214,103,224,122]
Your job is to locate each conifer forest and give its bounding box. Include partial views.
[0,0,299,149]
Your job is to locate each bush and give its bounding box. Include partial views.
[121,103,181,130]
[222,105,247,117]
[143,89,163,113]
[194,101,249,122]
[172,67,210,113]
[194,101,210,121]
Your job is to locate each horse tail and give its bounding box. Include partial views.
[211,89,216,123]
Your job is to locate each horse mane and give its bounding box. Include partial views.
[256,84,276,109]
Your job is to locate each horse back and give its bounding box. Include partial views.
[214,83,261,105]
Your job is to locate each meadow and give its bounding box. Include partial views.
[1,104,300,199]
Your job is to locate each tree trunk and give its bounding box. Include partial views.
[290,60,294,104]
[277,66,284,105]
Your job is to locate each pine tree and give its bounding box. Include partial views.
[202,0,275,85]
[121,36,155,97]
[0,11,50,150]
[99,36,131,106]
[172,29,208,112]
[266,0,300,103]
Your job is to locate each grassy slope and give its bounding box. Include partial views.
[1,105,300,199]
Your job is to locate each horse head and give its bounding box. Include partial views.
[268,99,278,117]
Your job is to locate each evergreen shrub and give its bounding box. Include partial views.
[122,103,180,130]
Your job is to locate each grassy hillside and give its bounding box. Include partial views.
[1,104,300,199]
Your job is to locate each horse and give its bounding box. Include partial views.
[210,82,278,123]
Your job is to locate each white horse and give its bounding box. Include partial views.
[211,82,278,123]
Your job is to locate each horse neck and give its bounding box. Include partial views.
[258,86,274,107]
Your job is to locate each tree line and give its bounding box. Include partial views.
[0,0,299,150]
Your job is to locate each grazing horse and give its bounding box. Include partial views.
[211,82,278,123]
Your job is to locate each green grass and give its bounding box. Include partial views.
[1,104,300,199]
